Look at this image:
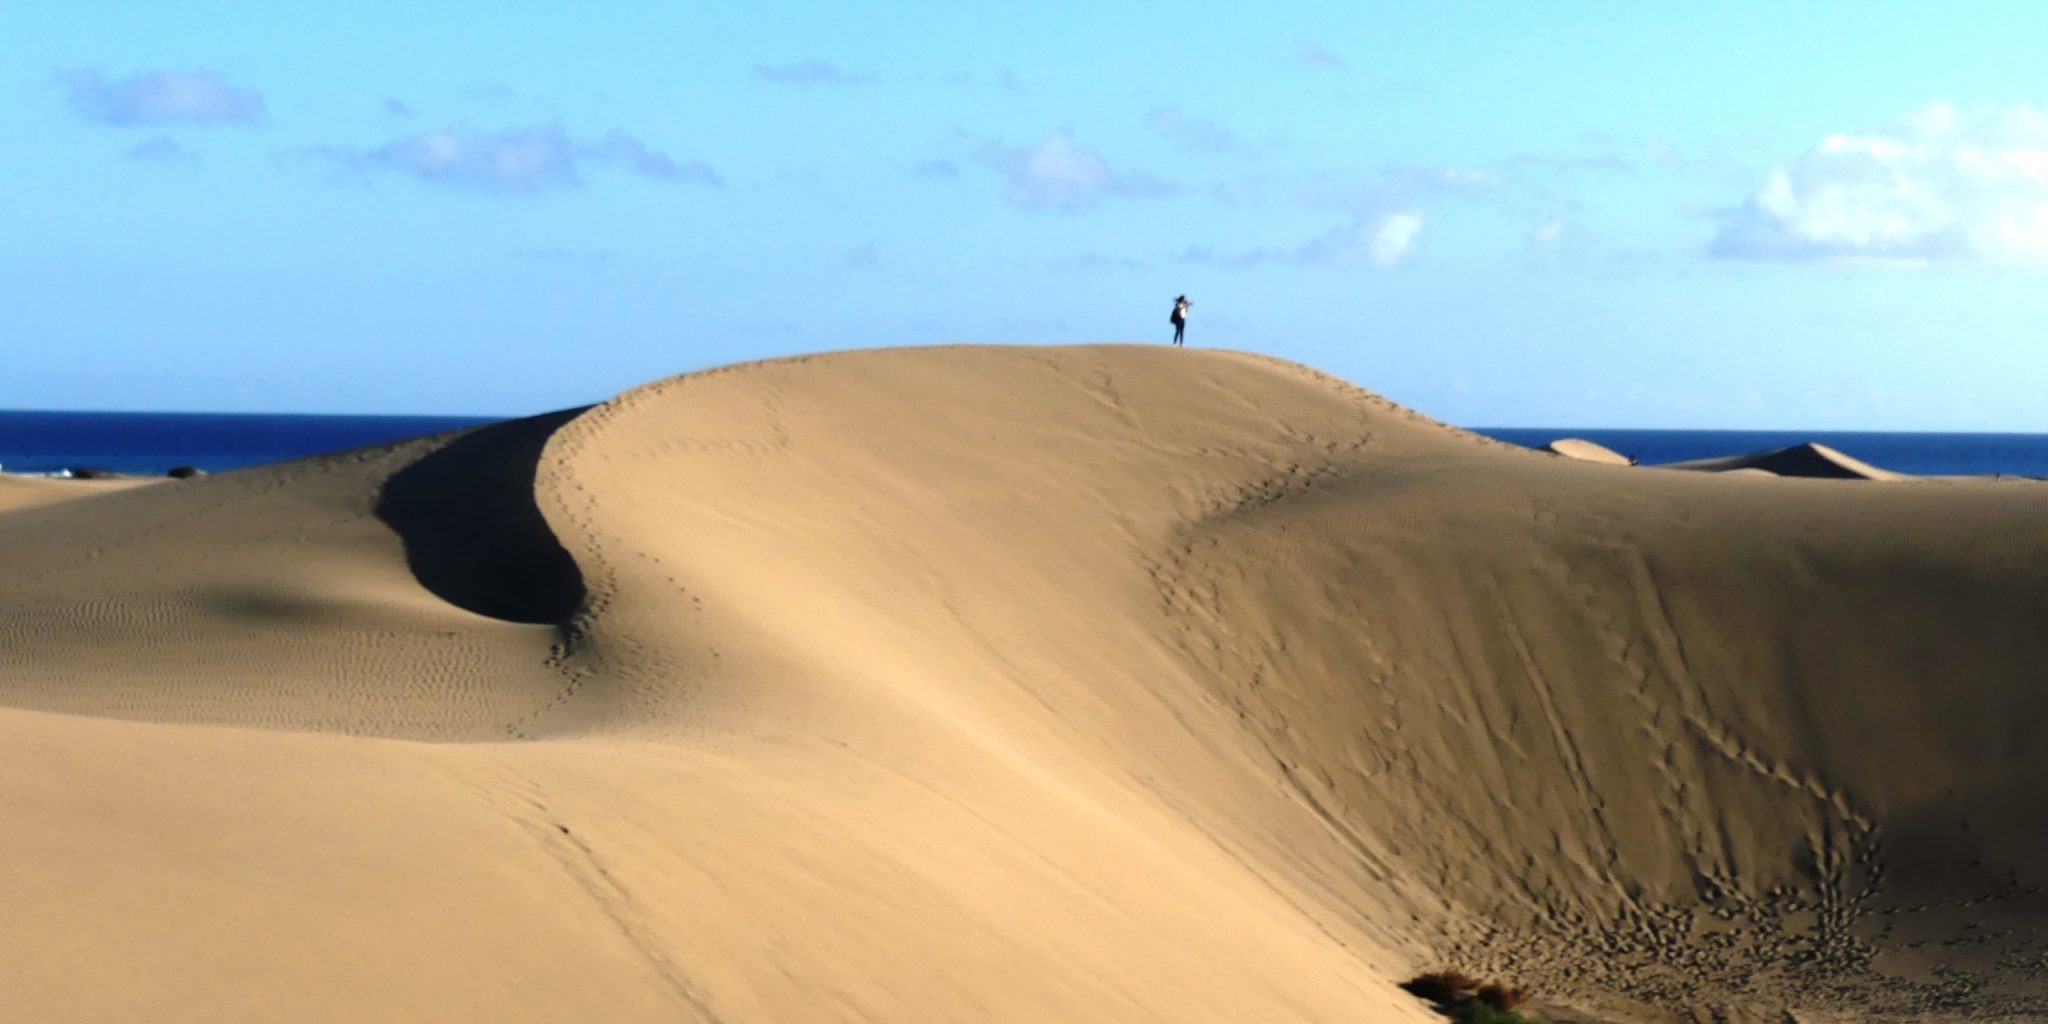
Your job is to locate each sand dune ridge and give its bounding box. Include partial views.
[5,345,2047,1023]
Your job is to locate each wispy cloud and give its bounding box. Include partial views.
[1293,39,1346,69]
[754,59,874,86]
[1178,163,1480,269]
[913,159,960,179]
[325,126,577,192]
[991,131,1174,211]
[1144,106,1254,157]
[384,99,415,117]
[126,136,194,162]
[585,130,720,183]
[1186,211,1423,270]
[57,69,264,126]
[1712,103,2048,263]
[311,125,720,194]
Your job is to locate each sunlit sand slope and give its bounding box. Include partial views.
[0,473,157,512]
[4,345,2046,1023]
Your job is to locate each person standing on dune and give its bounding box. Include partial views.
[1170,295,1190,346]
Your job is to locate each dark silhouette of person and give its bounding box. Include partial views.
[1170,295,1190,346]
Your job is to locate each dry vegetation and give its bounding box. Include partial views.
[1402,972,1542,1024]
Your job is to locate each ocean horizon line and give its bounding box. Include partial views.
[10,409,2048,478]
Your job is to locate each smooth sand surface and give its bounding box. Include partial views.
[6,345,2048,1023]
[0,473,160,512]
[1544,438,1634,466]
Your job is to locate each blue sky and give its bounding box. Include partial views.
[6,1,2048,428]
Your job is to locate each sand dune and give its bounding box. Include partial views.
[5,345,2047,1023]
[0,473,158,513]
[1544,438,1633,466]
[1667,441,1906,480]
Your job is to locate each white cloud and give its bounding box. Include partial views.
[995,131,1172,211]
[58,69,264,126]
[314,125,719,194]
[1713,103,2048,262]
[1184,211,1423,270]
[1530,219,1566,245]
[1367,213,1423,267]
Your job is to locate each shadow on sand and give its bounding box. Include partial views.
[375,409,589,625]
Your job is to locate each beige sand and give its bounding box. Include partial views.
[0,473,159,513]
[1666,441,1907,480]
[1544,438,1634,466]
[4,345,2046,1023]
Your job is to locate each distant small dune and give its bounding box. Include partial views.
[1543,437,1633,465]
[1666,440,1906,480]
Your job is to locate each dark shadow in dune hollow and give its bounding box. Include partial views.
[375,409,589,625]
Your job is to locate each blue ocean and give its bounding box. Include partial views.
[0,411,498,476]
[7,411,2048,479]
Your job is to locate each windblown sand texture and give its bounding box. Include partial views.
[5,345,2047,1024]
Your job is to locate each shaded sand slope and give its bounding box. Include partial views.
[6,346,2048,1022]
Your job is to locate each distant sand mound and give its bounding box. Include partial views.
[1668,441,1906,480]
[0,473,158,512]
[4,345,2046,1023]
[1543,437,1633,465]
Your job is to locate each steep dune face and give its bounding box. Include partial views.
[1165,452,2048,1019]
[4,345,2047,1023]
